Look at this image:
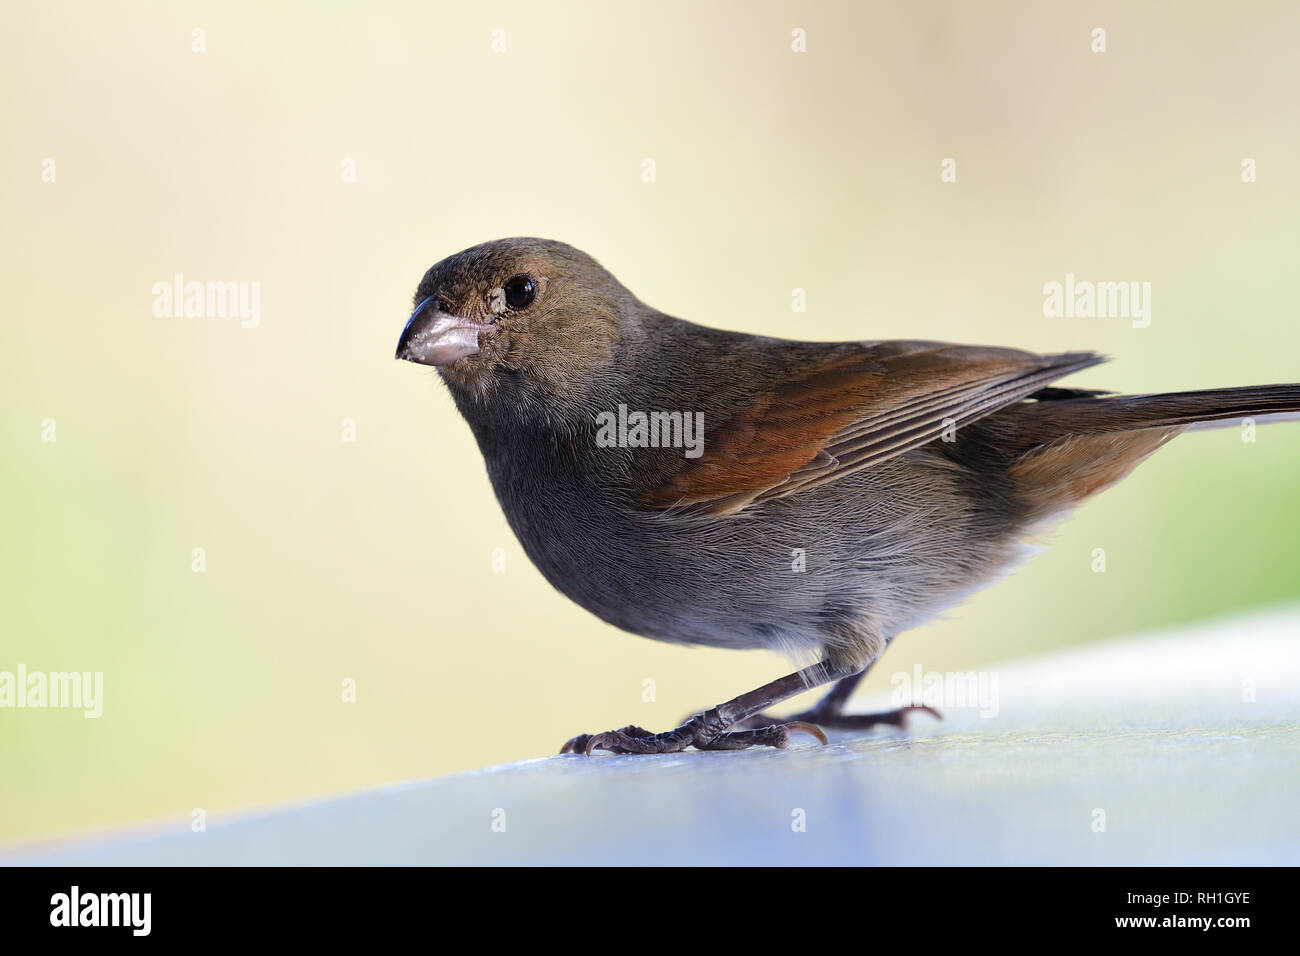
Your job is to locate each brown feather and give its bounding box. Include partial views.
[1008,428,1183,517]
[643,344,1103,514]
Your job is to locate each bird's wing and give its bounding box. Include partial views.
[638,342,1104,516]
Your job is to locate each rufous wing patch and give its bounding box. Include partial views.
[642,354,885,511]
[640,343,1105,516]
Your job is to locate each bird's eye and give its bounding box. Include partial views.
[503,274,537,310]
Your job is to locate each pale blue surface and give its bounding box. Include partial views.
[8,607,1300,866]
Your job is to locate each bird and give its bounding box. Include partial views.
[395,237,1300,755]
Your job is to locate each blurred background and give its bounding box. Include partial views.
[3,1,1299,846]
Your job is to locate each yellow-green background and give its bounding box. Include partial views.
[3,1,1299,845]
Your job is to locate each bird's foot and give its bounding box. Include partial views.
[559,715,827,755]
[731,704,941,732]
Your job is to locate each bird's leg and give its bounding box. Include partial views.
[731,665,941,731]
[560,666,847,756]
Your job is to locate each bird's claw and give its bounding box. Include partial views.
[783,720,829,745]
[896,704,942,727]
[559,718,828,755]
[559,724,653,755]
[730,703,942,732]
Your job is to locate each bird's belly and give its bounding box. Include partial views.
[490,454,1038,657]
[500,498,793,650]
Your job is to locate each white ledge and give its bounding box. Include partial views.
[7,606,1300,866]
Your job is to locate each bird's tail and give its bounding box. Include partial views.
[1020,384,1300,435]
[1000,383,1300,517]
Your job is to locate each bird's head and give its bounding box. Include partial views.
[396,238,634,406]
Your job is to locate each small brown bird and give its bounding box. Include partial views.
[396,238,1300,755]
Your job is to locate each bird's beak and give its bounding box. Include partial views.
[395,296,495,367]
